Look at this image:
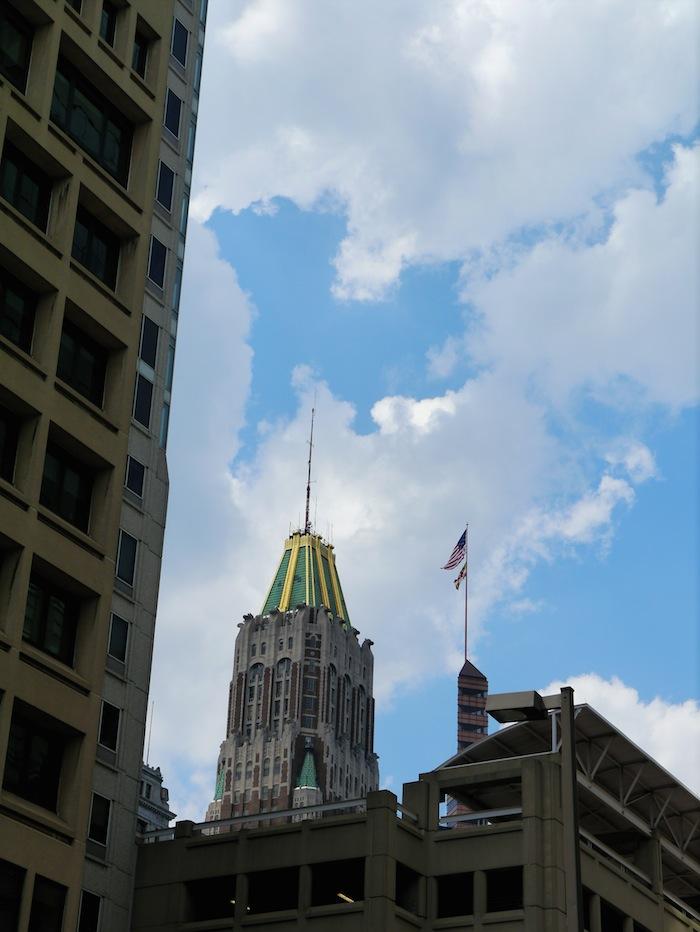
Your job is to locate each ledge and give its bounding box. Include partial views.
[19,647,91,696]
[63,2,91,36]
[0,198,63,259]
[97,37,125,70]
[54,379,120,434]
[0,795,75,845]
[129,70,156,100]
[0,630,11,652]
[9,87,42,121]
[81,154,143,215]
[69,261,132,316]
[0,334,48,380]
[0,477,30,512]
[36,507,106,560]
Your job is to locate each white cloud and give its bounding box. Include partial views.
[469,145,700,408]
[541,674,700,796]
[194,0,698,299]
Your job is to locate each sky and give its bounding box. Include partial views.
[149,0,700,820]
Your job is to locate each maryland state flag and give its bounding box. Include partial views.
[453,562,467,590]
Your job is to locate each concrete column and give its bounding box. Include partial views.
[299,863,312,915]
[233,872,248,923]
[589,892,601,932]
[560,687,584,932]
[365,791,398,929]
[474,869,487,917]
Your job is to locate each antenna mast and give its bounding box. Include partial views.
[304,407,315,534]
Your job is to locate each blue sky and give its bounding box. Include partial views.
[149,0,700,819]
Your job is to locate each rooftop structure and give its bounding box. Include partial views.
[134,687,700,930]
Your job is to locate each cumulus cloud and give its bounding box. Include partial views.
[541,674,700,795]
[193,0,698,299]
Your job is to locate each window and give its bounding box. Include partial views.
[165,90,182,138]
[72,207,119,289]
[156,161,174,211]
[116,530,137,585]
[98,701,119,751]
[0,6,32,93]
[133,374,153,428]
[251,643,256,656]
[0,267,36,352]
[194,50,203,92]
[248,867,298,914]
[28,875,67,932]
[437,872,473,919]
[23,572,78,666]
[57,320,107,407]
[200,0,208,25]
[0,142,52,231]
[159,403,170,448]
[67,0,82,11]
[51,58,132,185]
[125,456,145,497]
[132,27,148,78]
[78,891,100,932]
[261,641,267,655]
[144,783,152,799]
[88,793,110,845]
[179,191,189,237]
[288,636,293,649]
[171,20,188,66]
[139,316,158,368]
[40,442,93,532]
[186,120,196,163]
[0,404,19,483]
[485,866,522,913]
[0,858,25,932]
[165,342,175,390]
[263,757,270,777]
[148,236,166,287]
[172,265,183,311]
[278,638,283,650]
[3,701,70,810]
[311,858,365,907]
[99,2,117,46]
[108,613,128,662]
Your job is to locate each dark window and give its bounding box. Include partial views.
[67,0,82,11]
[0,267,36,352]
[78,891,101,932]
[72,207,119,290]
[156,161,174,211]
[125,456,145,496]
[57,320,107,407]
[23,573,78,667]
[148,236,166,286]
[311,858,364,907]
[485,866,522,913]
[0,142,52,231]
[159,402,170,448]
[132,28,148,77]
[179,191,189,236]
[248,867,299,914]
[164,90,182,137]
[186,120,196,163]
[600,898,626,932]
[99,2,117,46]
[395,863,422,915]
[172,265,183,311]
[194,51,203,92]
[185,877,236,922]
[88,793,110,845]
[139,316,158,367]
[133,374,153,428]
[0,858,25,932]
[437,873,473,919]
[51,57,132,185]
[171,19,188,65]
[116,530,137,585]
[0,6,32,93]
[40,442,93,532]
[3,702,68,811]
[98,701,119,751]
[200,0,208,25]
[0,404,20,483]
[108,613,128,662]
[28,875,67,932]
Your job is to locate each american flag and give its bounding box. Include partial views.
[442,529,467,570]
[454,563,467,590]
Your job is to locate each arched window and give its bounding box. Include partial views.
[328,664,337,728]
[357,686,366,747]
[263,757,270,777]
[246,663,265,735]
[235,761,242,780]
[245,759,252,780]
[343,675,352,735]
[273,658,292,733]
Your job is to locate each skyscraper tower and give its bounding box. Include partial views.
[206,529,379,822]
[0,1,206,929]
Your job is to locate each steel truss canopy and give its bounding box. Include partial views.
[441,698,700,913]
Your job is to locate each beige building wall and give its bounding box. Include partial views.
[0,1,206,929]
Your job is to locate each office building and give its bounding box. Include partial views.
[205,529,380,824]
[0,0,206,929]
[136,764,176,834]
[133,687,700,930]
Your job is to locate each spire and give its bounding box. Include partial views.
[304,407,315,535]
[295,743,319,790]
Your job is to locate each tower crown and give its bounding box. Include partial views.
[261,531,350,622]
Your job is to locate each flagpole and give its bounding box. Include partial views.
[464,523,469,660]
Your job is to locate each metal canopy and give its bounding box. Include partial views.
[437,701,700,910]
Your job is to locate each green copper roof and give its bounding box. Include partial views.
[296,748,319,790]
[261,532,350,622]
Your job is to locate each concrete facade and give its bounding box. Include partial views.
[205,596,380,823]
[133,690,700,931]
[137,764,176,834]
[0,1,205,930]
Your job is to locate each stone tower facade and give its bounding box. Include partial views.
[457,660,488,751]
[206,531,379,822]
